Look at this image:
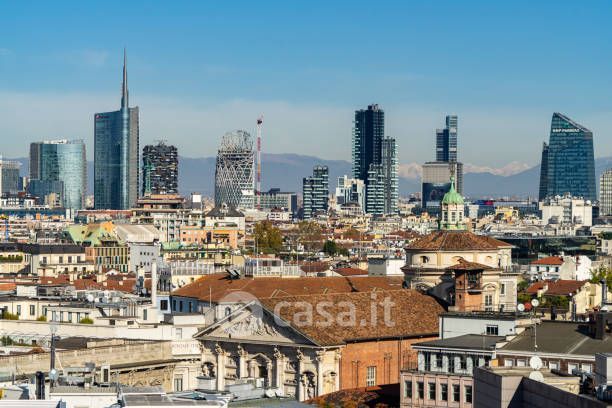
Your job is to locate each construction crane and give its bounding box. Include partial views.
[256,115,263,210]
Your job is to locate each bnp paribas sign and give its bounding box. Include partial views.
[552,128,580,133]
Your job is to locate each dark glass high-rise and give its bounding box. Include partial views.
[94,50,139,210]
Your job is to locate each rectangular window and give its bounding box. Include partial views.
[549,361,559,370]
[404,380,412,398]
[160,300,168,310]
[484,294,493,310]
[366,366,376,386]
[452,384,460,402]
[440,384,448,401]
[143,309,148,321]
[16,305,21,316]
[465,385,472,403]
[500,283,506,295]
[568,363,578,374]
[428,382,436,400]
[417,382,424,399]
[460,356,467,370]
[30,305,35,316]
[504,359,514,367]
[516,359,526,367]
[435,353,443,369]
[581,364,591,373]
[176,328,183,339]
[486,325,499,335]
[174,376,183,392]
[67,312,72,323]
[59,256,63,264]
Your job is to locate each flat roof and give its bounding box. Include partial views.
[415,334,505,351]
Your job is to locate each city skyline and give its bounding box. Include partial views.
[1,2,611,168]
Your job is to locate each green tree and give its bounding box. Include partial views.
[322,240,349,256]
[590,265,612,289]
[1,312,18,320]
[297,221,324,252]
[79,317,94,324]
[253,221,283,254]
[36,315,47,322]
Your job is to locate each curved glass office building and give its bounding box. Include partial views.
[29,139,86,210]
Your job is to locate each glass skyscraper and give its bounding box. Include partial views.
[436,115,458,162]
[352,104,384,182]
[539,113,596,201]
[28,140,86,210]
[600,169,612,217]
[302,165,329,219]
[94,51,139,209]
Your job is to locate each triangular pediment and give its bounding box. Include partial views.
[195,303,317,346]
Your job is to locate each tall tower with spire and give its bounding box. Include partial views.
[94,50,140,209]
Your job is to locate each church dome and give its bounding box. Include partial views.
[441,176,464,205]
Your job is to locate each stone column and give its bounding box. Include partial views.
[266,361,273,389]
[273,347,285,389]
[296,349,304,401]
[237,345,248,378]
[214,343,226,391]
[334,349,341,392]
[316,351,325,397]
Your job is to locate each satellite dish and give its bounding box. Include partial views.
[101,296,109,303]
[86,294,94,303]
[528,371,544,382]
[49,368,59,381]
[529,356,543,370]
[517,303,525,312]
[531,299,540,308]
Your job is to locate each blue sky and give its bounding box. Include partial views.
[1,1,611,174]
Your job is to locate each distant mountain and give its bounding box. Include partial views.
[179,154,351,197]
[10,155,612,199]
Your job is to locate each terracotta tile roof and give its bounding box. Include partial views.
[72,279,103,291]
[102,278,137,293]
[172,274,405,302]
[406,230,512,251]
[299,261,330,273]
[307,384,399,407]
[38,275,70,285]
[0,283,16,291]
[334,267,369,277]
[525,280,588,296]
[445,257,494,271]
[530,256,564,266]
[260,290,443,346]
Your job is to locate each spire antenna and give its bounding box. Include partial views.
[121,48,128,109]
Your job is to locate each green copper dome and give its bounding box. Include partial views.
[441,176,464,205]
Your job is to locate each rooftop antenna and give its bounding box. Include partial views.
[256,115,264,210]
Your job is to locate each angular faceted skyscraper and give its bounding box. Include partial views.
[94,50,139,209]
[539,113,596,201]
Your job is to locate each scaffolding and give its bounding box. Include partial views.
[214,130,255,210]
